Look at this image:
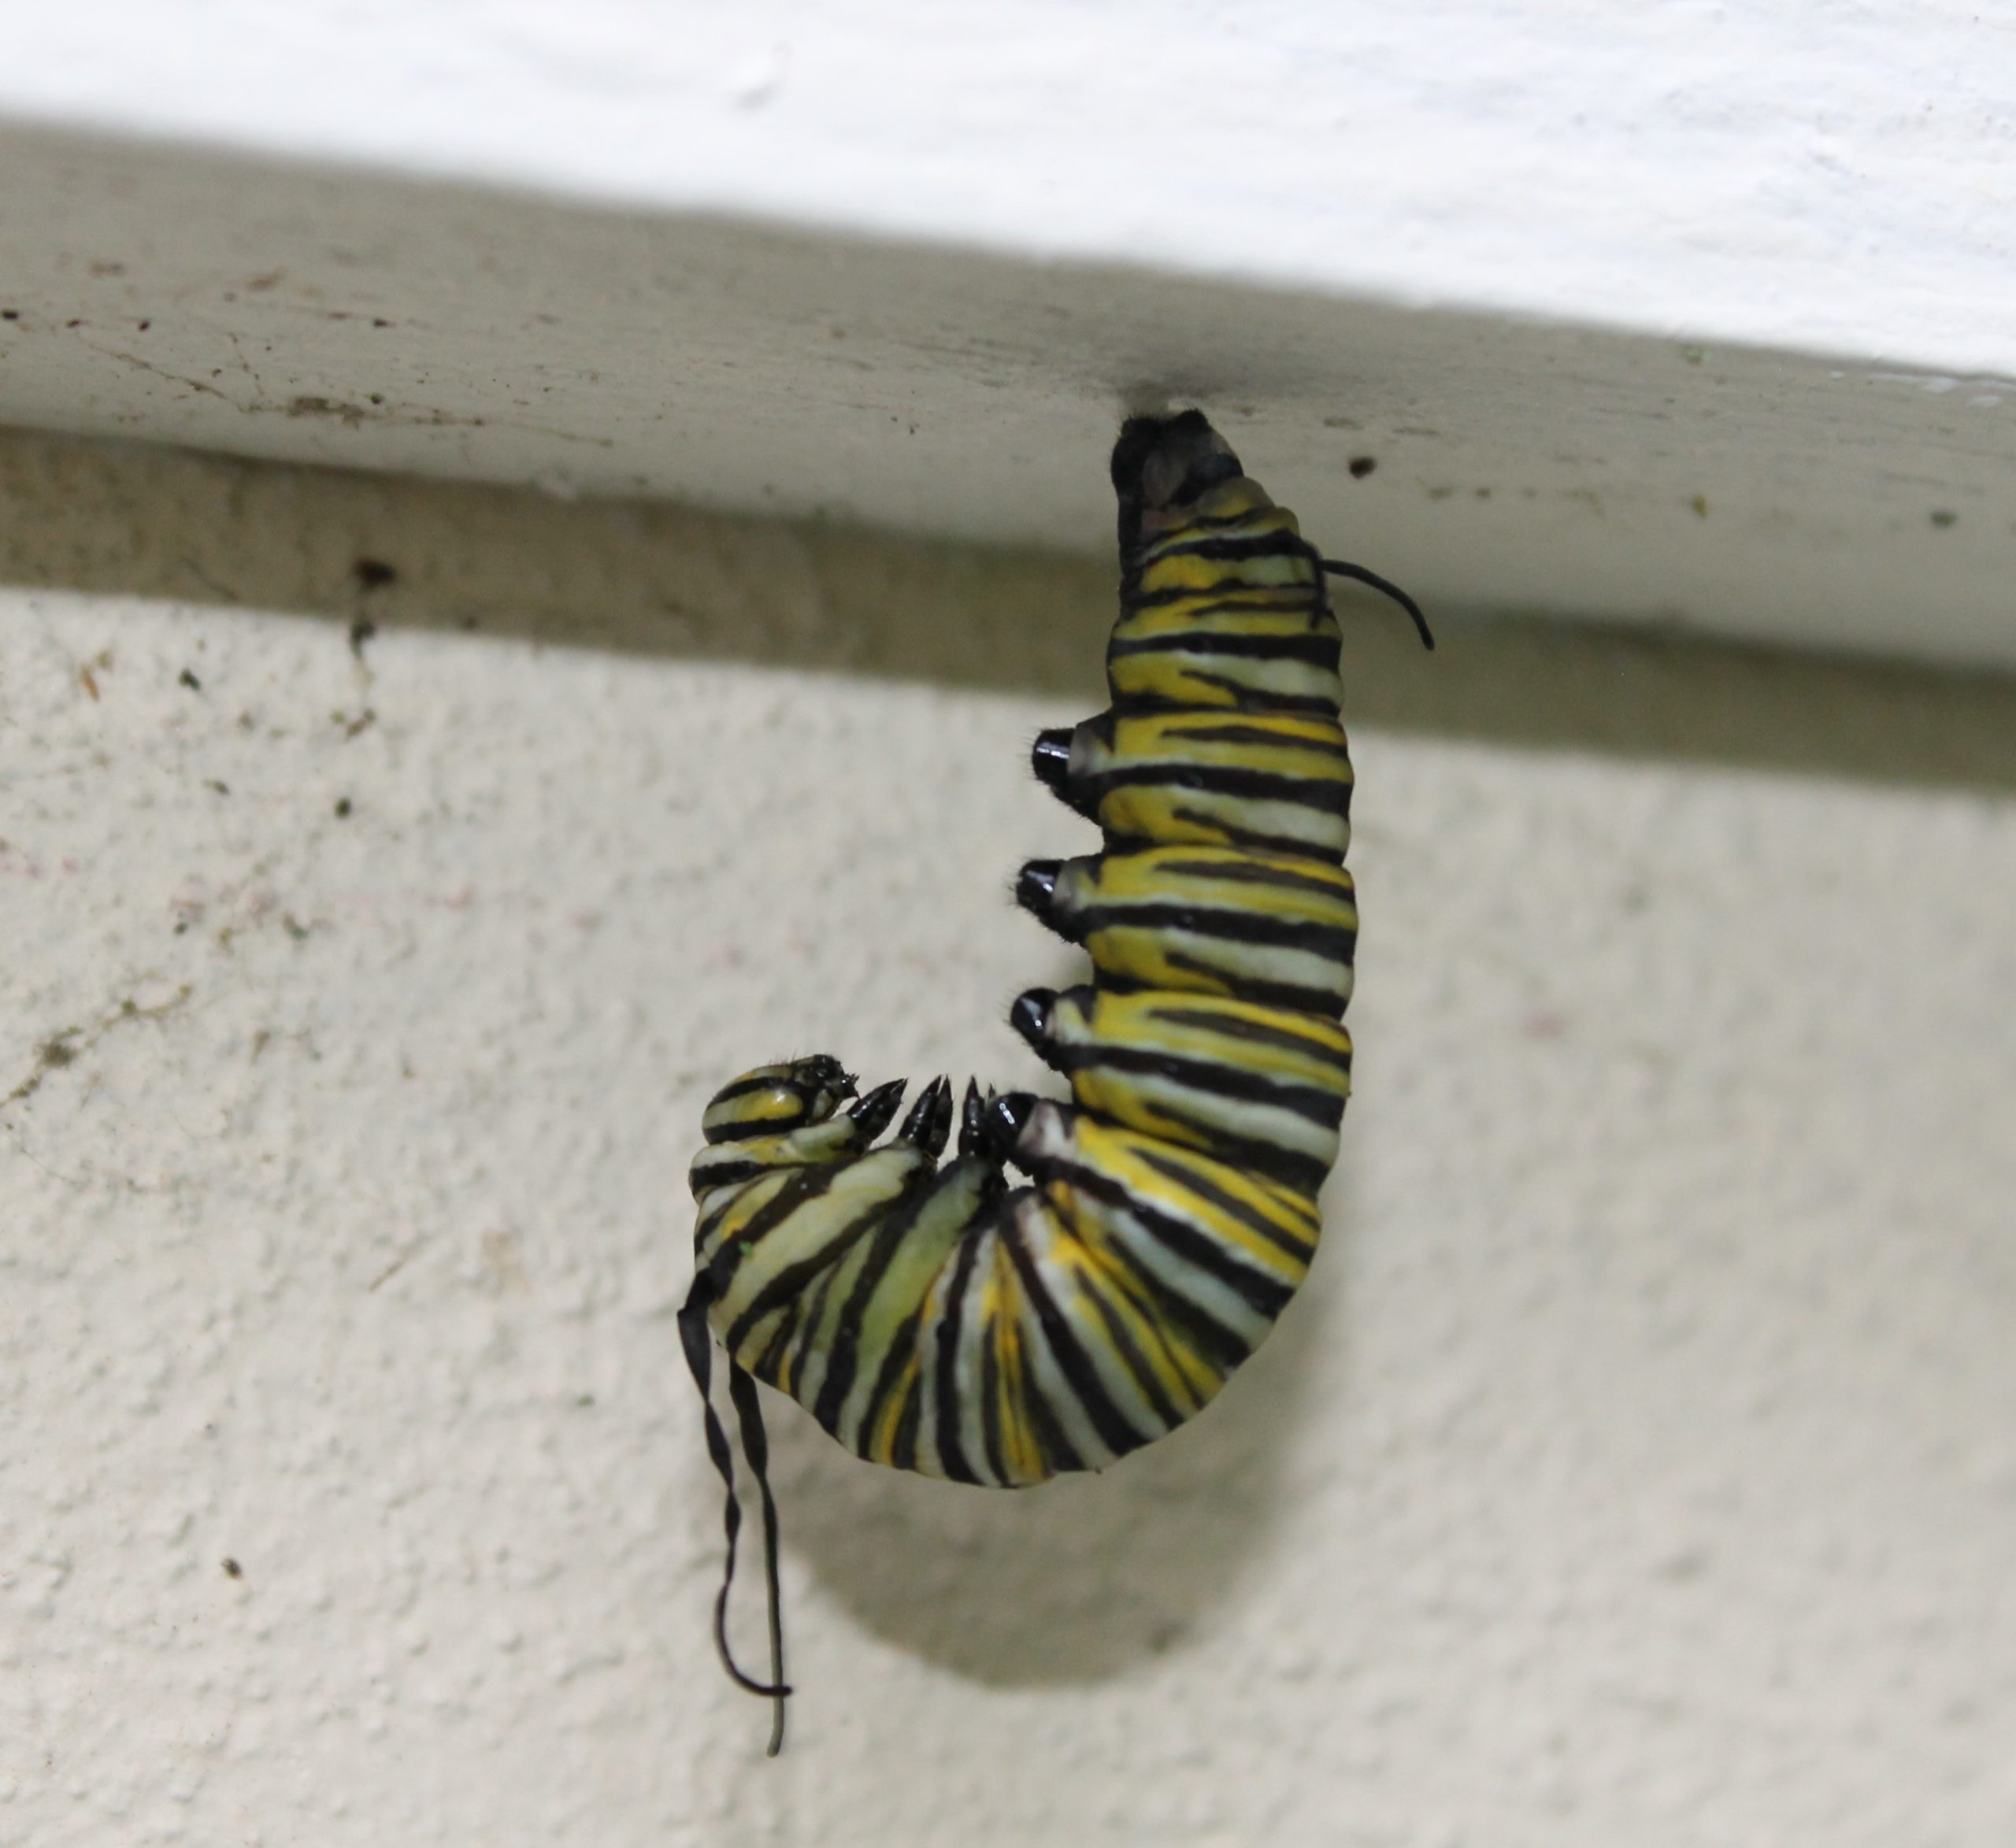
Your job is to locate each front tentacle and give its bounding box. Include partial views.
[677,1273,791,1728]
[724,1358,789,1756]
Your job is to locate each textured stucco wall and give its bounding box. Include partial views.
[2,431,2013,1846]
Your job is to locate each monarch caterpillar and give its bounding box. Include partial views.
[682,411,1430,1752]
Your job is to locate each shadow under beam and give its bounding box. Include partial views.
[5,423,2014,795]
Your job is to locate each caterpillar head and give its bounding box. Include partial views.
[699,1055,857,1144]
[689,1059,897,1202]
[1110,409,1247,554]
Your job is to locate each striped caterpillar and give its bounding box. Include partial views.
[682,411,1430,1751]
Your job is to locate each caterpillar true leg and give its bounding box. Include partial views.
[684,410,1427,1751]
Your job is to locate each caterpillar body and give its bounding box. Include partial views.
[682,411,1429,1752]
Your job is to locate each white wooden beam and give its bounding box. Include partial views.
[2,2,2012,666]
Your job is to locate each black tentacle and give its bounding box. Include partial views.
[724,1358,790,1756]
[679,1273,791,1750]
[1318,553,1436,650]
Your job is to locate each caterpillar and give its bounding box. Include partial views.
[681,410,1431,1753]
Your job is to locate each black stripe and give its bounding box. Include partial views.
[706,1072,790,1104]
[689,1150,765,1193]
[724,1174,887,1350]
[1154,946,1346,1017]
[1121,544,1322,596]
[930,1229,987,1484]
[1061,1061,1342,1192]
[1147,1005,1354,1068]
[1107,630,1339,665]
[1119,585,1320,615]
[995,1190,1092,1475]
[1148,855,1354,898]
[809,1180,939,1433]
[1089,1244,1214,1416]
[1133,1143,1320,1265]
[1010,1318,1085,1473]
[1019,1387,1080,1476]
[1077,1105,1332,1199]
[1086,1226,1254,1376]
[750,1304,799,1383]
[705,1116,818,1145]
[1125,504,1285,555]
[889,1360,923,1472]
[1080,1280,1184,1433]
[979,1308,1008,1483]
[1164,804,1348,857]
[1042,1157,1297,1315]
[1090,765,1352,817]
[1123,526,1329,591]
[1080,901,1355,958]
[1002,1223,1151,1460]
[1054,1040,1346,1125]
[1140,531,1313,567]
[1108,676,1341,718]
[706,1166,839,1294]
[1142,721,1348,758]
[782,1252,849,1395]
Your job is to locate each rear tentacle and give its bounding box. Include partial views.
[678,1276,792,1720]
[724,1358,791,1756]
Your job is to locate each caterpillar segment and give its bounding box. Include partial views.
[683,409,1429,1752]
[1018,845,1358,1017]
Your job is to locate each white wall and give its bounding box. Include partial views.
[2,431,2012,1846]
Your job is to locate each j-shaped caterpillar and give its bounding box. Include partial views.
[682,411,1431,1752]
